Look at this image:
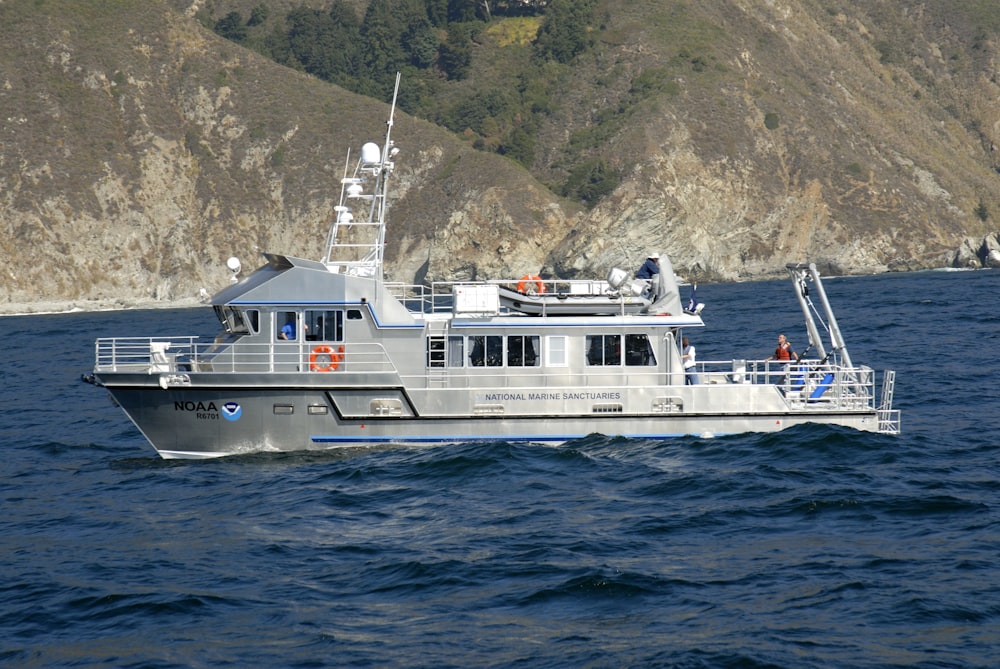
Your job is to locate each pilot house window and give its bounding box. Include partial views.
[625,334,656,366]
[305,310,345,342]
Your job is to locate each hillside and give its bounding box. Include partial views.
[1,0,999,311]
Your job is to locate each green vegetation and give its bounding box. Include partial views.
[873,39,897,65]
[201,0,635,205]
[975,199,989,222]
[558,158,620,208]
[532,0,597,64]
[195,0,999,216]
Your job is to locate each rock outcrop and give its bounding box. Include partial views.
[953,233,1000,268]
[1,1,999,313]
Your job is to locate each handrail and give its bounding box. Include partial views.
[385,277,634,316]
[94,337,399,375]
[94,337,880,412]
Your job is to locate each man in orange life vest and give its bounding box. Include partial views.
[766,333,798,362]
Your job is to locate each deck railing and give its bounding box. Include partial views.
[386,278,632,316]
[690,359,878,409]
[94,339,883,415]
[94,337,398,375]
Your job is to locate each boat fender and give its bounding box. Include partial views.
[310,345,344,372]
[517,275,546,295]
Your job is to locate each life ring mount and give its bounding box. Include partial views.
[310,345,344,372]
[517,274,546,295]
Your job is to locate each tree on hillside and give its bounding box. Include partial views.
[404,16,439,69]
[426,0,448,26]
[560,159,620,208]
[214,11,248,43]
[533,0,597,64]
[247,4,269,27]
[439,26,472,80]
[285,4,361,88]
[498,126,535,166]
[449,0,484,22]
[360,0,435,96]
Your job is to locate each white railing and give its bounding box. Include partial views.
[385,277,634,316]
[94,338,883,415]
[95,336,201,372]
[94,337,398,375]
[690,359,877,410]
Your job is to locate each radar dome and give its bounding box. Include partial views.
[361,142,381,165]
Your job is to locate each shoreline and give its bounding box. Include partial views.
[1,264,987,318]
[0,297,207,317]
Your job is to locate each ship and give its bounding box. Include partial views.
[85,77,900,458]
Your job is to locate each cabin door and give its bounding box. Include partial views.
[273,310,304,372]
[663,330,683,385]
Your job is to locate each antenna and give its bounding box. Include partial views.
[371,72,401,290]
[384,72,400,155]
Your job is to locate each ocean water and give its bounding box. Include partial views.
[1,269,998,668]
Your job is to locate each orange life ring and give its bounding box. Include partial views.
[310,345,344,372]
[517,274,546,294]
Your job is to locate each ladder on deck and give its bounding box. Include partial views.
[877,369,900,434]
[425,319,450,387]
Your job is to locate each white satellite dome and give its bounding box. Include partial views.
[361,142,381,165]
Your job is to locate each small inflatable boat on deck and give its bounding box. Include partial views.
[496,281,650,316]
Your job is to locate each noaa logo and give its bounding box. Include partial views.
[221,402,242,421]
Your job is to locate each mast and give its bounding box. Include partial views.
[322,73,401,292]
[374,72,401,290]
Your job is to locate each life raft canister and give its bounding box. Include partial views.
[310,345,344,372]
[517,274,546,295]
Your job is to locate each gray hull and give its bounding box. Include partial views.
[100,373,884,459]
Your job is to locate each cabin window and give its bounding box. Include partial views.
[507,335,540,367]
[347,309,363,320]
[470,335,503,367]
[216,306,257,335]
[305,310,344,342]
[448,336,465,367]
[426,335,446,368]
[625,334,656,366]
[244,309,259,334]
[276,311,298,340]
[586,334,622,366]
[546,336,567,367]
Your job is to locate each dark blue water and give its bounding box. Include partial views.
[2,269,998,668]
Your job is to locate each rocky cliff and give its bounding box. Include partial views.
[1,1,999,312]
